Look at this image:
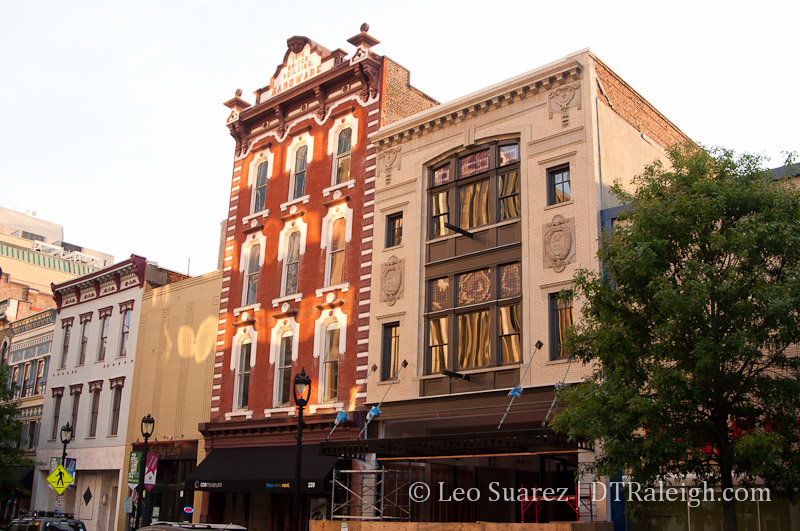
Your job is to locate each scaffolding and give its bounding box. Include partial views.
[520,482,595,523]
[331,468,411,521]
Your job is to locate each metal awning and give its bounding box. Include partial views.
[320,428,592,460]
[187,445,339,493]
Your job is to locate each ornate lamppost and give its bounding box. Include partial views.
[291,368,311,531]
[135,414,155,530]
[60,422,73,466]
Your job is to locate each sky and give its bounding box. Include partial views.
[1,1,797,276]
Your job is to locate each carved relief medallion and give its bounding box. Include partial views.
[380,256,404,306]
[548,83,582,127]
[379,147,401,185]
[543,215,576,273]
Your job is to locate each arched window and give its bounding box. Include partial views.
[327,218,346,286]
[291,146,308,200]
[334,128,352,185]
[275,331,293,407]
[245,243,260,306]
[284,232,301,296]
[236,338,252,410]
[0,340,7,366]
[321,323,340,402]
[253,161,268,213]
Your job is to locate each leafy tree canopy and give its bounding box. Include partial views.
[552,146,800,530]
[0,364,34,506]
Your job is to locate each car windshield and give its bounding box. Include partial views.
[45,522,85,531]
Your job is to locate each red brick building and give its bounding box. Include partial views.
[192,26,435,530]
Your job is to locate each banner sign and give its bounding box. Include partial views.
[144,453,158,491]
[127,451,143,490]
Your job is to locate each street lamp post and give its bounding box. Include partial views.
[135,414,155,530]
[291,368,311,531]
[59,422,73,466]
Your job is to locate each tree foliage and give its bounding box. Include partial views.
[0,364,33,508]
[552,146,800,530]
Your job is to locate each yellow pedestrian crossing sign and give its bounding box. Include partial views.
[47,465,73,495]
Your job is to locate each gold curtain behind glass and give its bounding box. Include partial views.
[458,310,490,369]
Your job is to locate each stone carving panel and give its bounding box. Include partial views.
[380,256,404,306]
[542,215,576,272]
[548,82,582,128]
[379,147,401,185]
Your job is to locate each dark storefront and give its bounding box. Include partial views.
[188,445,340,530]
[133,441,198,524]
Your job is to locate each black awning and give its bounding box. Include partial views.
[187,445,339,493]
[320,427,592,459]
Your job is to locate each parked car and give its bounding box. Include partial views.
[138,523,246,531]
[6,512,86,531]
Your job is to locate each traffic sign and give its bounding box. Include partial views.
[47,465,74,495]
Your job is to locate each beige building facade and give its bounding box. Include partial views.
[118,269,222,530]
[321,49,689,524]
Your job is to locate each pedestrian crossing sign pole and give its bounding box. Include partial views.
[47,465,74,495]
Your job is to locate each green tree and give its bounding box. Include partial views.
[552,146,800,531]
[0,364,33,521]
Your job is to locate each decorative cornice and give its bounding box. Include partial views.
[372,59,584,149]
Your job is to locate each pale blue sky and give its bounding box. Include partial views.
[1,0,796,275]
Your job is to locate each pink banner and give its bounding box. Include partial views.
[144,453,158,491]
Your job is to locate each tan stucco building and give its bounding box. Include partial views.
[118,269,222,530]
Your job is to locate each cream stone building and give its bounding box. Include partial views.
[321,49,689,524]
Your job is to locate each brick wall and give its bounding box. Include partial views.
[0,272,55,319]
[381,58,438,126]
[594,58,690,150]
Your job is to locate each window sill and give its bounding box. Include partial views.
[233,303,262,316]
[280,195,311,212]
[315,283,350,298]
[242,209,270,225]
[309,402,344,414]
[272,293,303,307]
[424,218,519,245]
[544,199,574,211]
[264,406,295,417]
[420,363,522,379]
[322,180,355,197]
[224,409,253,421]
[546,357,571,365]
[384,243,404,252]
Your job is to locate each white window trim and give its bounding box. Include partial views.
[269,317,300,364]
[309,402,345,414]
[264,406,296,417]
[279,195,311,212]
[230,325,257,414]
[233,303,262,317]
[242,210,270,225]
[277,218,308,296]
[285,133,314,202]
[313,307,347,361]
[315,283,350,297]
[322,179,356,197]
[271,293,303,307]
[239,232,267,306]
[270,317,300,408]
[248,149,275,215]
[315,311,347,404]
[326,114,359,186]
[321,204,354,286]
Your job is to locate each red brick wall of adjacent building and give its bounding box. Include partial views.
[0,272,55,319]
[381,58,438,126]
[594,58,690,150]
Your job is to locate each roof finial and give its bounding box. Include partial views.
[360,23,369,33]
